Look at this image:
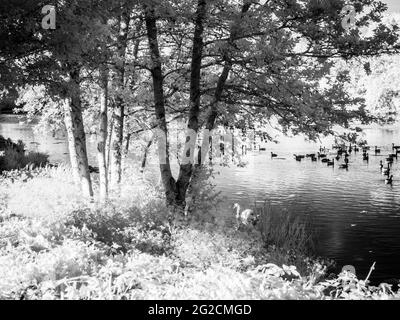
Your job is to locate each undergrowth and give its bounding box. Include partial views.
[0,165,399,300]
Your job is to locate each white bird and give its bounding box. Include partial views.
[233,203,258,228]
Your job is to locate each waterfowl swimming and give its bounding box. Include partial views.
[385,157,394,164]
[271,152,278,158]
[385,175,394,185]
[382,165,391,176]
[294,155,302,162]
[318,152,327,159]
[363,153,369,161]
[375,146,381,154]
[392,143,400,151]
[311,156,317,162]
[389,153,398,160]
[348,144,353,153]
[306,153,316,158]
[321,158,329,163]
[327,159,334,166]
[88,165,100,174]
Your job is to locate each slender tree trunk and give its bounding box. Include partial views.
[175,2,252,209]
[110,10,130,186]
[144,4,177,206]
[97,66,109,201]
[105,106,114,180]
[141,137,154,172]
[64,67,93,198]
[175,0,208,207]
[205,3,252,131]
[125,133,131,154]
[64,99,80,185]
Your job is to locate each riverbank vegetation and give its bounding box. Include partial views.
[0,136,49,173]
[2,0,400,300]
[0,166,399,300]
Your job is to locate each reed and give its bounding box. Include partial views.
[255,201,315,256]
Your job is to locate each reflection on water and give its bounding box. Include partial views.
[1,114,400,283]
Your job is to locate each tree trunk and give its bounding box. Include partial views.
[205,3,252,131]
[175,0,207,207]
[144,4,177,206]
[141,137,153,172]
[125,133,131,154]
[105,106,114,180]
[64,99,80,185]
[64,67,93,198]
[97,66,109,201]
[110,10,130,186]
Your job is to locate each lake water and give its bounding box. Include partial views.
[1,114,400,284]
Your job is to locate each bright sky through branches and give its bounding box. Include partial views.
[383,0,400,12]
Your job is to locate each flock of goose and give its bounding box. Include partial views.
[271,143,400,185]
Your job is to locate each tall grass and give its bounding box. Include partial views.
[255,201,315,256]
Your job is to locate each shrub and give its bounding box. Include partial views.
[0,147,49,172]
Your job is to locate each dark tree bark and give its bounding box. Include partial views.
[175,1,251,208]
[144,3,178,206]
[64,66,93,197]
[141,136,154,172]
[205,3,252,131]
[175,0,208,207]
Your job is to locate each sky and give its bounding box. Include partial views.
[383,0,400,12]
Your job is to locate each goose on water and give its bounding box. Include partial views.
[392,143,400,151]
[386,157,394,164]
[385,175,394,185]
[382,165,391,176]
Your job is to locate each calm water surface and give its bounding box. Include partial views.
[1,114,400,283]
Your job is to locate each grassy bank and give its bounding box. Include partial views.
[0,165,399,300]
